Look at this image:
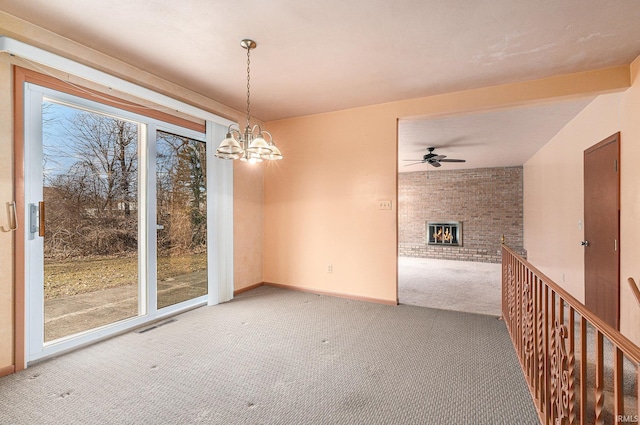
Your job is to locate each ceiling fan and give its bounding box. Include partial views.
[403,147,466,168]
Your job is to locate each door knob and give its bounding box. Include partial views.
[581,241,589,246]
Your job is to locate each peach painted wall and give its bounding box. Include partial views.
[263,107,399,302]
[524,54,640,345]
[619,56,640,345]
[233,161,264,291]
[0,55,14,369]
[263,66,631,304]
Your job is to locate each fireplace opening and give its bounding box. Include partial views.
[427,221,461,246]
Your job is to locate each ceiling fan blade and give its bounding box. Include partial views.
[432,155,446,161]
[430,161,442,167]
[403,162,424,167]
[439,159,466,163]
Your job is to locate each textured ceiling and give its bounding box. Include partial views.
[1,0,639,122]
[398,98,595,172]
[1,1,638,169]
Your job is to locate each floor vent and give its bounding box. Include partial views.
[136,318,177,334]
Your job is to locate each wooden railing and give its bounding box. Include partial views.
[502,245,640,425]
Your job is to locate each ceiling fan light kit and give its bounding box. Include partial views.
[215,39,283,163]
[403,147,466,168]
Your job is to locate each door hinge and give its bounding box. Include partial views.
[614,159,618,172]
[614,239,617,252]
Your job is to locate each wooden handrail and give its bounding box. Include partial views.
[629,277,640,308]
[502,245,640,425]
[503,244,640,363]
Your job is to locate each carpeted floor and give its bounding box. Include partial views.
[0,286,538,424]
[398,257,502,317]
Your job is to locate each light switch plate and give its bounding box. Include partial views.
[378,200,392,210]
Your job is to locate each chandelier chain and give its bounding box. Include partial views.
[246,46,251,129]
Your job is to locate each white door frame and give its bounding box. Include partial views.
[23,83,234,364]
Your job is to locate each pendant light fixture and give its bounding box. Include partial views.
[215,39,283,163]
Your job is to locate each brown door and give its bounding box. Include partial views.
[584,133,620,329]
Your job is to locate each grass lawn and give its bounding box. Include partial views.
[44,253,207,300]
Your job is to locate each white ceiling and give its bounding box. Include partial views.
[1,0,639,168]
[398,98,594,172]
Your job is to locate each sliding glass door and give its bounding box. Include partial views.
[24,83,210,362]
[155,131,208,309]
[40,100,141,342]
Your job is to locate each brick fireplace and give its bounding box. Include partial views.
[398,166,525,263]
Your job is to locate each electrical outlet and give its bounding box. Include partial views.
[378,200,392,210]
[327,264,333,273]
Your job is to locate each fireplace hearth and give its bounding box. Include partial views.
[427,221,461,246]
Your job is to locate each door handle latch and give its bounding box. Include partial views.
[29,202,45,237]
[29,203,38,234]
[580,240,589,247]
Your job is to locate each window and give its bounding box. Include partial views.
[17,66,233,364]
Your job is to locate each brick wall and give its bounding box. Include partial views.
[398,166,525,263]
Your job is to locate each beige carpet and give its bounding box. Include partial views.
[0,286,538,424]
[398,257,502,316]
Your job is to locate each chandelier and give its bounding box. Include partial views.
[215,39,283,163]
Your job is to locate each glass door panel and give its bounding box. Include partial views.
[155,130,208,309]
[25,83,215,363]
[42,100,140,342]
